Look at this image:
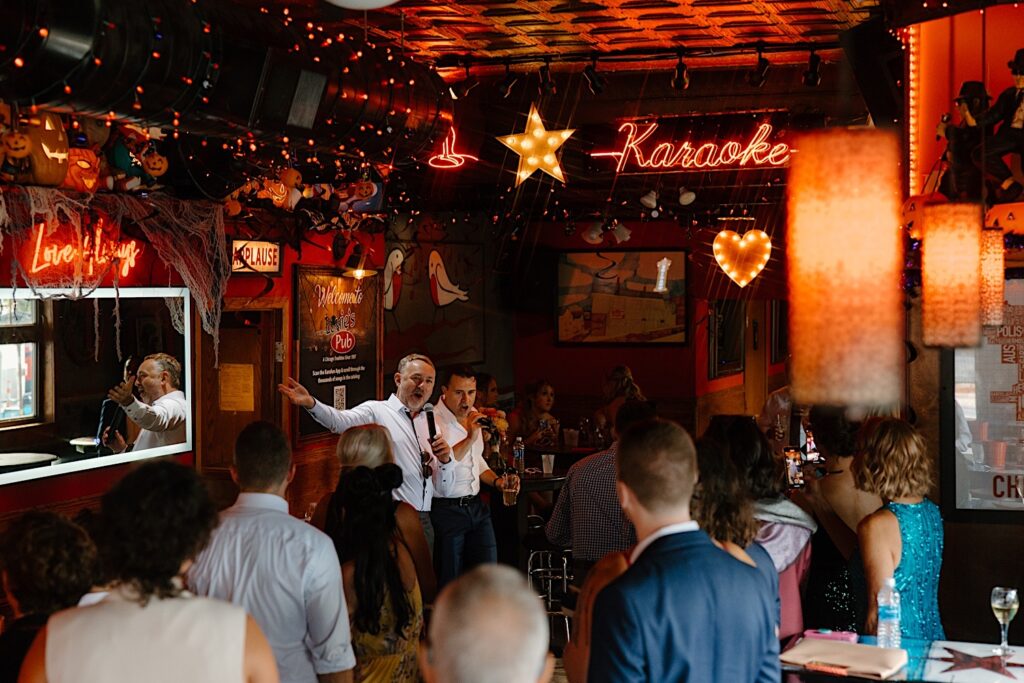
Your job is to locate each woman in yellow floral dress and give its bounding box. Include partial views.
[332,464,422,682]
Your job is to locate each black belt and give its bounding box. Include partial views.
[433,494,479,507]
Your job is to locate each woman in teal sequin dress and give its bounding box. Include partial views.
[853,418,945,640]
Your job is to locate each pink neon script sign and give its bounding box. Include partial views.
[592,122,792,173]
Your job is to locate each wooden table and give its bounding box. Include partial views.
[786,637,1024,682]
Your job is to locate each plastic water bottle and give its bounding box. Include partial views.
[876,577,902,649]
[513,436,525,474]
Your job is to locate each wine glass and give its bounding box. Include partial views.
[992,586,1019,656]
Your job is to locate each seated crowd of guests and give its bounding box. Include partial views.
[0,396,944,682]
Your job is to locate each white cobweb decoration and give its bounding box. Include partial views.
[165,296,186,335]
[0,187,229,364]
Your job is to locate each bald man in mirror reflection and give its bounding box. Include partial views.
[103,353,187,453]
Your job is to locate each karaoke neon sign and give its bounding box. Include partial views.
[591,122,792,173]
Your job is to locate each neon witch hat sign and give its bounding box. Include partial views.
[498,104,575,186]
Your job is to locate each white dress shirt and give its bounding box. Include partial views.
[629,520,700,564]
[308,394,437,510]
[123,389,187,451]
[433,399,490,498]
[189,493,356,683]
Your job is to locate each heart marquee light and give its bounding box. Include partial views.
[713,230,772,287]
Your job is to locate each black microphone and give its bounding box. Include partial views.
[423,403,437,440]
[476,416,495,431]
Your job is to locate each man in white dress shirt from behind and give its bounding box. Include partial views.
[189,421,356,683]
[431,366,515,588]
[104,353,187,453]
[278,353,451,553]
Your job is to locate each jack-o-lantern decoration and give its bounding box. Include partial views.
[25,112,69,186]
[2,131,32,159]
[0,130,33,183]
[257,168,303,210]
[141,149,168,178]
[61,148,101,193]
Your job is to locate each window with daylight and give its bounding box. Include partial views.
[0,299,41,426]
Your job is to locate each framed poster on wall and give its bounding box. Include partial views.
[293,266,381,441]
[941,278,1024,522]
[556,250,686,344]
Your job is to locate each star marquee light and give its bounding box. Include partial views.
[497,104,575,186]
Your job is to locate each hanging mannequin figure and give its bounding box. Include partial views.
[970,48,1024,202]
[937,81,991,201]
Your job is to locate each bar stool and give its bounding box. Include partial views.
[523,515,572,643]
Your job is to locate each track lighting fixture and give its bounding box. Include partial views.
[671,54,690,91]
[583,57,606,95]
[746,49,770,88]
[499,61,518,98]
[449,63,478,100]
[678,187,696,206]
[538,57,556,97]
[640,190,659,209]
[802,51,821,87]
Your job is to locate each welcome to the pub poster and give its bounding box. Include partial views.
[294,265,380,438]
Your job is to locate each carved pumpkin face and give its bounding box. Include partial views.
[25,112,69,185]
[61,148,101,193]
[354,181,377,200]
[3,131,32,159]
[143,151,168,179]
[141,150,168,177]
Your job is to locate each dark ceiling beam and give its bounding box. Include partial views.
[433,41,843,70]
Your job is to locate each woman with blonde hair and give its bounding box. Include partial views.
[315,425,436,604]
[853,418,944,640]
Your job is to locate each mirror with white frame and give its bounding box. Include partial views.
[0,287,192,485]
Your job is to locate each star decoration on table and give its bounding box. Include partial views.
[497,104,575,186]
[933,647,1024,679]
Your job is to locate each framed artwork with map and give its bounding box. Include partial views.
[941,278,1024,521]
[556,250,686,345]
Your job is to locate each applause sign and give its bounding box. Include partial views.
[231,239,282,275]
[293,265,380,439]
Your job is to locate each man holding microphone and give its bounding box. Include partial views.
[278,353,450,554]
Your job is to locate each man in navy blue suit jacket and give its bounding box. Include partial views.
[588,419,780,683]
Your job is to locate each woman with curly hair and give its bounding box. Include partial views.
[853,418,945,640]
[18,461,278,683]
[692,438,777,594]
[0,511,97,683]
[705,414,816,642]
[332,464,423,683]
